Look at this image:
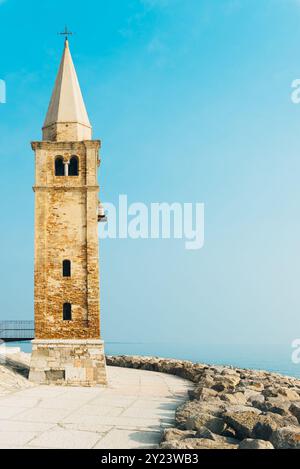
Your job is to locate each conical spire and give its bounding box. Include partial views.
[43,39,92,141]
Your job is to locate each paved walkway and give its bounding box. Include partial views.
[0,366,192,449]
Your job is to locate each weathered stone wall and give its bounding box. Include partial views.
[42,122,92,142]
[32,140,101,340]
[30,340,107,386]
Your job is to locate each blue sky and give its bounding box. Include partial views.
[1,0,300,347]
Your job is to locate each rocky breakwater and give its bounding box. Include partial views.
[106,355,300,449]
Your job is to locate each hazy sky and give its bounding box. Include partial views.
[0,0,300,347]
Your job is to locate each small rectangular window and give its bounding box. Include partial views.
[63,303,72,321]
[63,260,71,277]
[55,156,64,176]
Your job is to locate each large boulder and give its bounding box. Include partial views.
[211,375,241,392]
[238,439,274,449]
[244,391,265,406]
[253,413,298,441]
[160,437,239,450]
[185,412,226,435]
[250,400,265,413]
[192,387,219,401]
[162,428,196,442]
[225,404,261,415]
[239,380,264,392]
[188,374,215,399]
[175,401,224,427]
[196,426,239,444]
[195,426,217,440]
[220,392,247,405]
[289,403,300,423]
[263,386,300,401]
[271,426,300,449]
[261,397,293,416]
[221,368,241,376]
[223,411,262,439]
[262,386,280,398]
[278,387,300,401]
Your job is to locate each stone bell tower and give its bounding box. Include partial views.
[29,38,107,386]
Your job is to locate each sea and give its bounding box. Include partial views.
[4,341,300,379]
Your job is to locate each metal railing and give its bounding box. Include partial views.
[0,321,34,340]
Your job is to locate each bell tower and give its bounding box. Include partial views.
[29,38,107,386]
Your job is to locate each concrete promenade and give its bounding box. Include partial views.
[0,366,191,449]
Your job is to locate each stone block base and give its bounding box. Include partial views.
[29,339,107,386]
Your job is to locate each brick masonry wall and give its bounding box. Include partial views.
[32,140,102,340]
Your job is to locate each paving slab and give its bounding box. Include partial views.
[0,366,192,449]
[0,431,38,449]
[27,428,102,449]
[94,428,161,449]
[0,406,28,420]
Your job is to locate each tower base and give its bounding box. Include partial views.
[29,339,107,386]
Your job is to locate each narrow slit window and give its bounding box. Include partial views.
[69,156,79,176]
[55,156,64,176]
[63,260,71,277]
[63,303,72,321]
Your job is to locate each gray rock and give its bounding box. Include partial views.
[253,413,298,441]
[222,427,237,439]
[238,439,274,449]
[263,397,293,416]
[160,437,239,450]
[262,386,300,401]
[271,426,300,449]
[262,387,280,398]
[211,382,226,392]
[246,392,265,406]
[289,403,300,423]
[195,426,217,440]
[220,392,247,405]
[221,368,240,376]
[225,404,261,415]
[196,387,219,401]
[162,428,196,442]
[195,426,239,443]
[239,380,264,392]
[186,412,227,435]
[278,387,300,401]
[175,401,224,427]
[224,411,262,439]
[251,400,267,412]
[211,375,240,392]
[188,375,215,399]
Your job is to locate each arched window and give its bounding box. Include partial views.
[55,156,64,176]
[63,303,72,321]
[69,156,79,176]
[63,260,71,277]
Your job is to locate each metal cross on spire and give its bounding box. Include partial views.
[58,26,73,41]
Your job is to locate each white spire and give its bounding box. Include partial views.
[43,39,92,141]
